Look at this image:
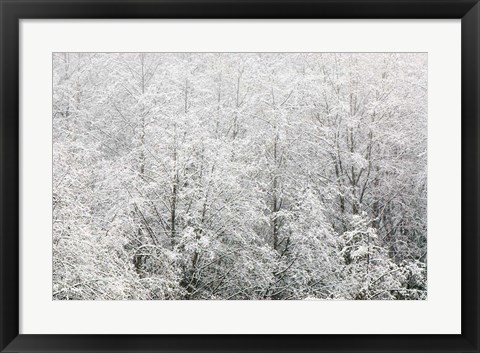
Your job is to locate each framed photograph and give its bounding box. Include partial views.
[1,0,478,352]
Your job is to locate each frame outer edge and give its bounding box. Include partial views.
[462,2,480,352]
[1,0,480,352]
[0,0,20,352]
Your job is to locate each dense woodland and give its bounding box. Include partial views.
[53,53,427,300]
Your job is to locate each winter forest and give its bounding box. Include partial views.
[53,53,427,300]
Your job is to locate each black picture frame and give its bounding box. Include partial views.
[1,1,478,352]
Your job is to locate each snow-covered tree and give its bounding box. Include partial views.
[53,53,427,300]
